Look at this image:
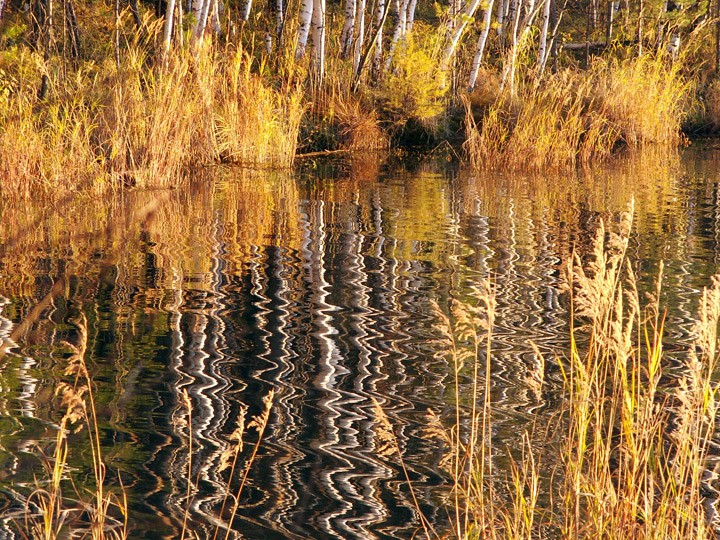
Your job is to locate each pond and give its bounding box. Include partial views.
[1,145,719,539]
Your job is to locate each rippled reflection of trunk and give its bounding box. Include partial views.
[166,215,233,538]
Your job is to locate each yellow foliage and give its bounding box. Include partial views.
[376,23,448,126]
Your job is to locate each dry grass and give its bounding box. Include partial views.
[20,314,128,540]
[424,202,718,539]
[17,311,274,540]
[0,43,304,197]
[333,93,388,151]
[465,55,689,170]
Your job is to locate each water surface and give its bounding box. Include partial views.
[1,147,720,539]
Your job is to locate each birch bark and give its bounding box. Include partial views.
[191,0,205,39]
[352,0,366,73]
[163,0,177,50]
[196,0,212,43]
[296,0,313,58]
[341,0,356,57]
[441,0,484,71]
[496,0,507,38]
[536,0,551,70]
[372,0,386,74]
[276,0,284,38]
[406,0,417,32]
[385,0,409,70]
[467,0,496,91]
[240,0,252,22]
[311,0,326,76]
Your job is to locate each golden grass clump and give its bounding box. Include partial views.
[0,51,102,197]
[333,94,388,151]
[215,51,304,165]
[0,43,304,196]
[465,55,689,170]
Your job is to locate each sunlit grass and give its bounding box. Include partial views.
[0,42,304,197]
[425,201,718,539]
[465,55,689,170]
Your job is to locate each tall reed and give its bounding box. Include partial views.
[23,314,128,540]
[428,201,718,539]
[465,55,689,170]
[0,43,304,197]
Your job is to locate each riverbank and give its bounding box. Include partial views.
[1,0,719,196]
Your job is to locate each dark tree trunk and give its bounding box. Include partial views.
[66,0,80,58]
[130,0,143,31]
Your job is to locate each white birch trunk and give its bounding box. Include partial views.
[406,0,417,32]
[240,0,252,21]
[372,0,385,73]
[296,0,313,58]
[496,0,507,37]
[384,0,409,70]
[162,0,177,53]
[311,0,326,76]
[441,0,484,71]
[467,0,496,91]
[536,0,551,70]
[340,0,356,57]
[196,0,212,43]
[276,0,284,37]
[191,0,205,39]
[352,0,366,74]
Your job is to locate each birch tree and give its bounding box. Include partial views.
[297,0,313,58]
[536,0,551,72]
[311,0,326,76]
[406,0,418,32]
[275,0,284,39]
[162,0,177,53]
[352,0,366,73]
[341,0,356,57]
[385,0,410,70]
[240,0,252,22]
[195,0,213,44]
[467,0,496,91]
[191,0,205,41]
[372,0,386,74]
[605,0,619,43]
[440,0,484,71]
[496,0,508,39]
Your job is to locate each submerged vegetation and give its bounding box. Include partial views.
[0,0,719,189]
